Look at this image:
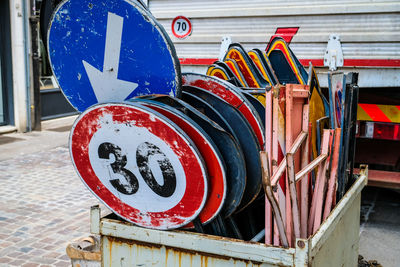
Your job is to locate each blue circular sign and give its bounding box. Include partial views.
[48,0,181,112]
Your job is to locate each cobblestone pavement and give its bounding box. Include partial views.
[0,144,101,267]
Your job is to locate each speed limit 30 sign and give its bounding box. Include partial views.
[171,16,192,39]
[69,102,208,229]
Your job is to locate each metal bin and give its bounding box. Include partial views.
[90,166,368,267]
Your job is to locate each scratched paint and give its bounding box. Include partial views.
[69,102,207,229]
[139,101,227,226]
[48,0,181,112]
[136,95,246,218]
[89,116,186,213]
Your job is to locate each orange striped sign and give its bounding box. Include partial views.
[358,104,400,123]
[206,66,229,80]
[248,50,273,87]
[224,59,248,87]
[225,48,260,87]
[266,39,305,85]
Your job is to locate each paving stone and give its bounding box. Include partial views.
[43,251,62,259]
[42,245,56,251]
[58,254,70,261]
[30,256,58,265]
[0,246,18,257]
[39,238,55,244]
[0,241,14,249]
[20,247,34,253]
[0,257,12,263]
[54,260,71,267]
[7,236,23,243]
[29,249,47,257]
[21,263,40,267]
[17,238,38,247]
[31,242,47,249]
[8,259,26,266]
[6,251,23,258]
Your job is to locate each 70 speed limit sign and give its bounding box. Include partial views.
[69,102,208,229]
[171,16,192,39]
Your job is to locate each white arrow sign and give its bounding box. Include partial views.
[83,12,138,103]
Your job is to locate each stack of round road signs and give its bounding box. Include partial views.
[48,0,267,235]
[69,76,266,233]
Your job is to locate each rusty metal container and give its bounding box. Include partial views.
[66,236,101,267]
[90,166,368,267]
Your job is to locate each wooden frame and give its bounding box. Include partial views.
[271,131,307,188]
[308,130,331,235]
[285,84,309,246]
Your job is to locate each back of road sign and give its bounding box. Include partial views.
[48,0,181,112]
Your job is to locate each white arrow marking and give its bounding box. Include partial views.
[83,12,138,103]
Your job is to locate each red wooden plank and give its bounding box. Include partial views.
[261,152,289,248]
[323,128,341,220]
[308,130,330,235]
[286,153,301,240]
[312,130,334,234]
[300,104,310,238]
[265,90,273,244]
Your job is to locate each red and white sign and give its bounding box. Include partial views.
[69,103,208,229]
[171,16,192,39]
[140,101,226,227]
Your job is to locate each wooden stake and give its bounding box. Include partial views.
[285,84,293,246]
[323,128,341,220]
[272,88,285,245]
[265,89,273,244]
[300,104,310,238]
[260,152,289,247]
[286,153,301,239]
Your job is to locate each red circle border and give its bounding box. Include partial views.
[171,16,192,39]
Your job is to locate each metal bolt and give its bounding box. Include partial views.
[297,240,305,248]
